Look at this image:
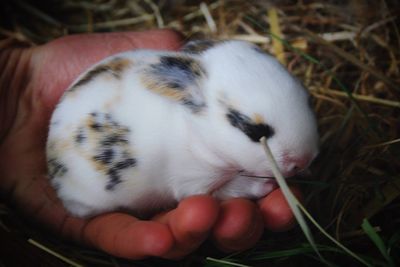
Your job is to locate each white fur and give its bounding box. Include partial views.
[46,40,319,218]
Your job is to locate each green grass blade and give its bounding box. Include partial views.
[361,219,396,267]
[252,244,342,260]
[261,137,373,267]
[298,205,372,267]
[205,257,251,267]
[260,137,324,262]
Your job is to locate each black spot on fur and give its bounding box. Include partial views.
[88,112,125,132]
[226,109,274,142]
[48,158,68,179]
[182,40,217,54]
[75,127,86,144]
[106,169,121,191]
[93,148,115,164]
[101,134,128,146]
[156,56,204,86]
[90,122,104,131]
[114,158,137,170]
[105,158,137,190]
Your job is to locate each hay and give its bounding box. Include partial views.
[1,0,399,266]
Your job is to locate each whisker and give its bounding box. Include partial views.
[239,174,276,180]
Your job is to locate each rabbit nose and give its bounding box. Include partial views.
[283,154,313,176]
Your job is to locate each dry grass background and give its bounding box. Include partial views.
[1,0,399,266]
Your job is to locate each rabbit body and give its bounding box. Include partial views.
[47,40,319,218]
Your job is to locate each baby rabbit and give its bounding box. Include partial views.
[46,40,319,218]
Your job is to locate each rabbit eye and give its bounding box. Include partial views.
[245,123,274,142]
[226,109,275,142]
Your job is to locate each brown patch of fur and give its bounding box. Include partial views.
[253,113,265,124]
[141,76,186,102]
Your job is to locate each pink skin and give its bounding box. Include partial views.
[280,152,314,177]
[0,30,299,259]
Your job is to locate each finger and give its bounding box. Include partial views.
[153,195,219,259]
[104,29,185,51]
[52,29,184,70]
[48,29,184,59]
[81,213,174,259]
[212,198,264,252]
[258,187,303,232]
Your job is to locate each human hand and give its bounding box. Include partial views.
[0,30,298,259]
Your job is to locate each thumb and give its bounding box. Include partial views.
[30,29,185,110]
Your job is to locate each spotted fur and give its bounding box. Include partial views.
[141,55,206,112]
[77,112,136,191]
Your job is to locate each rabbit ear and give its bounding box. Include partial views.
[141,55,207,113]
